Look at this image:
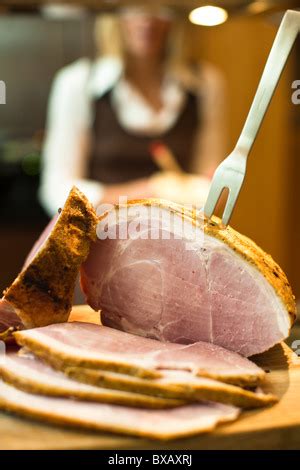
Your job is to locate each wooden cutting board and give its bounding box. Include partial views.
[0,305,300,450]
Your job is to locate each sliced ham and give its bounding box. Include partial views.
[81,199,296,356]
[14,322,265,386]
[2,187,97,332]
[65,366,276,409]
[1,352,276,409]
[0,380,239,440]
[0,354,184,409]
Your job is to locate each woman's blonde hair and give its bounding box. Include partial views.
[94,13,193,74]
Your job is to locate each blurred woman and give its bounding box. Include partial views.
[40,6,227,216]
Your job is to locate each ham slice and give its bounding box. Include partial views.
[1,187,97,333]
[14,322,265,386]
[1,352,276,409]
[65,366,276,409]
[0,380,239,440]
[81,200,296,356]
[0,354,184,409]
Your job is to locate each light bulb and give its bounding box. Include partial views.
[189,5,228,27]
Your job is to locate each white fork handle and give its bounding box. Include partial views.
[235,9,300,158]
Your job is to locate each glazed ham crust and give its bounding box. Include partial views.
[3,187,97,329]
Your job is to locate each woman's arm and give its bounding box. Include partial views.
[191,63,228,178]
[39,60,105,217]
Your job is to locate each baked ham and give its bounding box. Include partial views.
[64,364,276,409]
[0,379,239,440]
[0,191,291,439]
[81,199,296,356]
[0,353,184,409]
[14,322,265,386]
[0,352,276,409]
[1,187,97,335]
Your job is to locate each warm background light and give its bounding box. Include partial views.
[189,5,228,26]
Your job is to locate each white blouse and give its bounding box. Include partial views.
[40,56,226,216]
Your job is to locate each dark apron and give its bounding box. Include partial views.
[89,88,201,184]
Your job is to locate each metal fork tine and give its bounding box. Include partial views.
[222,187,240,226]
[204,179,225,219]
[221,170,245,225]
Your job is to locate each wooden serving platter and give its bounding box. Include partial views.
[0,305,300,450]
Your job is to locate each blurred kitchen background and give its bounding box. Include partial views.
[0,1,299,342]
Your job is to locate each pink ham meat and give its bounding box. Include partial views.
[81,200,296,356]
[0,299,23,340]
[14,322,265,385]
[0,217,59,339]
[0,379,239,440]
[23,214,59,269]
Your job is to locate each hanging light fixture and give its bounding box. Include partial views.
[189,5,228,26]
